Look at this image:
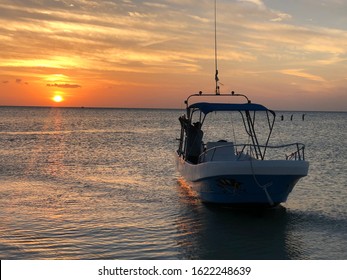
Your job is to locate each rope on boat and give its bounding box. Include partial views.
[249,157,274,206]
[230,112,237,148]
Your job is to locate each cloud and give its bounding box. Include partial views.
[0,0,346,110]
[270,12,292,22]
[14,78,28,85]
[143,2,168,9]
[279,69,326,82]
[238,0,266,10]
[46,83,81,88]
[1,0,343,74]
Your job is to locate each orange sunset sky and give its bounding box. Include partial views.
[0,0,347,110]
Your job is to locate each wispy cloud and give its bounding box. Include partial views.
[0,0,346,109]
[279,69,326,82]
[238,0,266,10]
[270,12,292,22]
[1,0,345,72]
[46,83,81,88]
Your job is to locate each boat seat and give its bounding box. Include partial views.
[202,141,236,162]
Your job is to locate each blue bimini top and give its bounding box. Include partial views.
[188,102,271,115]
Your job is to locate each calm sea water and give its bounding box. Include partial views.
[0,107,346,260]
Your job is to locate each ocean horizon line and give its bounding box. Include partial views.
[0,104,346,113]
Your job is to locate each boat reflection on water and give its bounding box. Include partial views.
[176,178,304,259]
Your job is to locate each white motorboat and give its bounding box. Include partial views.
[176,92,309,207]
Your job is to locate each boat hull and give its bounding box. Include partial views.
[175,153,309,206]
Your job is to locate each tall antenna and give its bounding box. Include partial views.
[214,0,220,95]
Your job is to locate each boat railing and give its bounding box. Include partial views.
[199,142,305,162]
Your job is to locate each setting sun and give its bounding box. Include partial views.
[52,95,63,103]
